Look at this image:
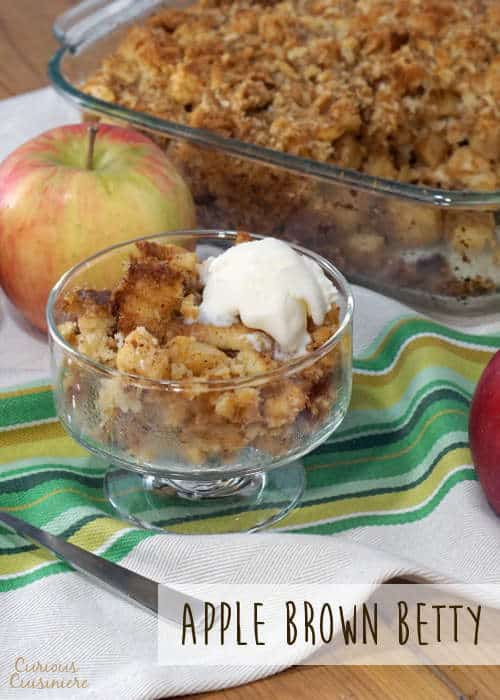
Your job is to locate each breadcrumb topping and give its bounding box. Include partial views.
[83,0,500,190]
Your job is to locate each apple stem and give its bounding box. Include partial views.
[86,124,99,170]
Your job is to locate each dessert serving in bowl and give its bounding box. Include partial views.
[49,0,500,315]
[47,231,353,533]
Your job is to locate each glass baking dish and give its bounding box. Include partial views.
[48,0,500,316]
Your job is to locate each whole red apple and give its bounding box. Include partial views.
[0,123,196,330]
[469,350,500,514]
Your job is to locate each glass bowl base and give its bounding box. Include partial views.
[104,462,305,534]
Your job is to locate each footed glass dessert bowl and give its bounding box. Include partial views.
[47,231,353,533]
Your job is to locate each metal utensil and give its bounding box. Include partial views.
[0,510,205,625]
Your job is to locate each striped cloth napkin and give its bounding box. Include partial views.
[1,89,500,699]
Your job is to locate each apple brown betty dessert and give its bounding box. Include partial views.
[82,0,500,299]
[56,237,342,465]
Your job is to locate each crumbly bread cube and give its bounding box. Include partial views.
[344,233,386,268]
[214,388,261,424]
[58,289,116,365]
[415,133,449,168]
[329,202,362,234]
[386,201,442,247]
[231,348,277,377]
[334,134,364,170]
[234,76,274,114]
[85,83,116,103]
[180,293,200,322]
[98,376,142,419]
[58,321,78,346]
[169,64,204,105]
[135,241,199,290]
[308,389,335,420]
[58,288,112,321]
[112,242,201,339]
[158,392,192,428]
[444,212,495,256]
[311,186,371,235]
[116,326,170,379]
[167,336,231,379]
[188,323,273,354]
[309,307,339,349]
[364,151,397,180]
[470,119,500,160]
[253,425,295,456]
[113,259,184,340]
[177,442,206,464]
[264,382,307,428]
[77,327,117,366]
[445,148,497,191]
[186,421,249,461]
[78,309,114,339]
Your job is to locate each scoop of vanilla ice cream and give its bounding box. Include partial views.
[198,238,337,357]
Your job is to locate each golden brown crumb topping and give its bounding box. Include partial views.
[58,240,339,380]
[83,0,500,190]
